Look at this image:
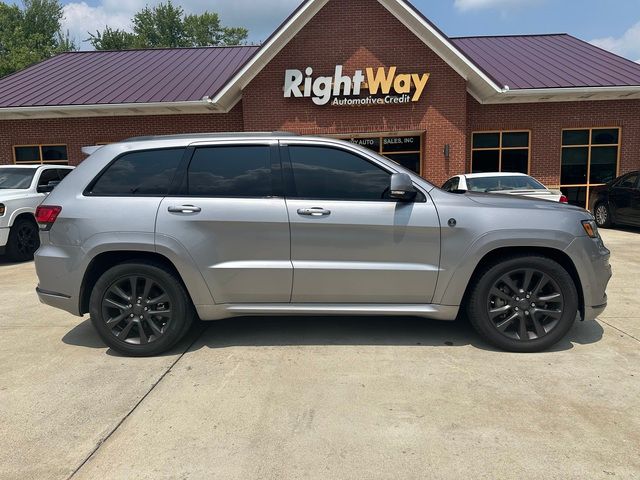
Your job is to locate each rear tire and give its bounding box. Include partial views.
[89,262,194,357]
[594,202,612,228]
[5,217,40,262]
[466,255,578,353]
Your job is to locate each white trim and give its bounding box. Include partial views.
[0,100,221,120]
[479,85,640,104]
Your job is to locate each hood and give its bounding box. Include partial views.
[465,191,586,214]
[0,189,31,200]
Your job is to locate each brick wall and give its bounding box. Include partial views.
[0,103,244,166]
[0,0,638,189]
[240,0,468,186]
[467,95,640,187]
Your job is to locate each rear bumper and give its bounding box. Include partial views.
[36,286,78,314]
[34,242,83,316]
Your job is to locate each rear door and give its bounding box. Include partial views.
[282,141,441,304]
[155,141,292,304]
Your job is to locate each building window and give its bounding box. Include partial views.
[14,145,69,165]
[471,131,530,174]
[339,133,423,175]
[560,128,620,208]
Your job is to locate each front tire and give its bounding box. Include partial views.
[5,217,40,262]
[466,255,579,353]
[89,262,194,357]
[594,202,613,228]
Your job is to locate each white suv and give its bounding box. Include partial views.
[0,165,73,261]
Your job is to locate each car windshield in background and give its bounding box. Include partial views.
[0,168,37,189]
[467,176,546,193]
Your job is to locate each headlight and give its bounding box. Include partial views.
[582,219,599,238]
[0,204,4,216]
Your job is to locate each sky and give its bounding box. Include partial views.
[40,0,640,62]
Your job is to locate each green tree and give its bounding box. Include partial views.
[88,27,137,51]
[0,0,76,78]
[89,1,248,50]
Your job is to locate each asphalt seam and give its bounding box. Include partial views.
[600,319,640,344]
[66,328,204,480]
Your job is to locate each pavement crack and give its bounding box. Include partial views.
[600,319,640,344]
[65,326,205,480]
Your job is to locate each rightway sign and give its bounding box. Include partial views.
[284,65,430,107]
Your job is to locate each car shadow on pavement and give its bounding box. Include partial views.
[0,256,28,267]
[62,315,604,356]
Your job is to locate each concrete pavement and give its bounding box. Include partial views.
[0,228,638,479]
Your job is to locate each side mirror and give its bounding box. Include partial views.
[389,173,417,202]
[37,181,59,194]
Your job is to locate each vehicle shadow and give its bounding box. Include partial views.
[62,315,605,356]
[0,256,28,267]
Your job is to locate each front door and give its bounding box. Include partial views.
[610,172,638,223]
[155,143,292,304]
[282,142,441,304]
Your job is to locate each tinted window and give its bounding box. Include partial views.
[38,169,60,187]
[90,148,184,195]
[288,146,390,200]
[57,169,72,180]
[188,146,271,197]
[617,173,638,189]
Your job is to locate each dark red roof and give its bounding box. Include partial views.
[0,46,259,107]
[1,31,640,109]
[451,34,640,90]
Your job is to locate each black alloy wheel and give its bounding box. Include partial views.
[467,255,579,353]
[6,218,40,262]
[101,275,173,345]
[90,262,194,356]
[487,269,563,341]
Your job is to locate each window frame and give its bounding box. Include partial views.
[470,130,531,174]
[84,147,189,197]
[178,143,280,199]
[559,127,621,208]
[280,142,426,203]
[13,144,69,165]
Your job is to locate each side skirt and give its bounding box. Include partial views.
[195,303,459,322]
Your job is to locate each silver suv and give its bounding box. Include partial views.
[34,133,611,356]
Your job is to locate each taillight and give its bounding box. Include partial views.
[560,195,569,204]
[35,205,62,231]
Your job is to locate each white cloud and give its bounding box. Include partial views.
[591,22,640,63]
[454,0,540,12]
[61,0,299,49]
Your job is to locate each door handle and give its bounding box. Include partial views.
[297,207,331,217]
[168,205,202,214]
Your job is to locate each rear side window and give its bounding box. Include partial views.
[287,146,390,200]
[187,146,271,197]
[89,149,184,196]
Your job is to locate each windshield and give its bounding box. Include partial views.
[0,168,37,189]
[466,176,546,193]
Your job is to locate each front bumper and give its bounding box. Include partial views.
[565,235,612,321]
[0,227,9,248]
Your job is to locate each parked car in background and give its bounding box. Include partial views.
[34,133,610,357]
[590,171,640,228]
[442,172,568,203]
[0,165,74,261]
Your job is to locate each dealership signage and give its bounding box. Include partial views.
[284,65,430,107]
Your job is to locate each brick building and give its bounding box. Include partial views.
[0,0,639,208]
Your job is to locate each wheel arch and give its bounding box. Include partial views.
[79,251,193,315]
[460,246,584,320]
